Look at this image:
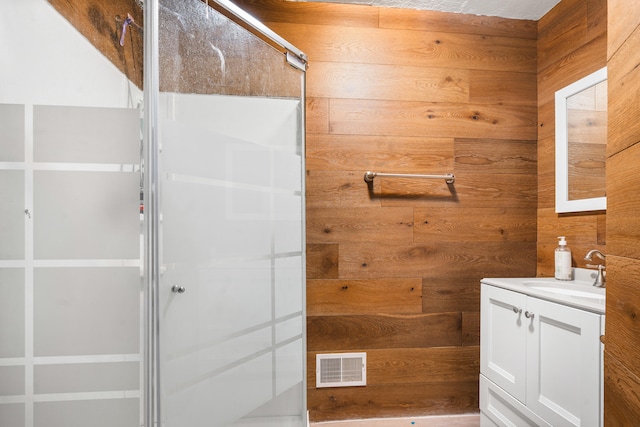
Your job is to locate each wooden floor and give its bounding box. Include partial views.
[310,414,480,427]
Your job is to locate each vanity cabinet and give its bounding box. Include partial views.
[480,283,604,427]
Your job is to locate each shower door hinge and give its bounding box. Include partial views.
[286,51,307,71]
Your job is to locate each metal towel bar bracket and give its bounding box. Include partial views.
[364,171,455,184]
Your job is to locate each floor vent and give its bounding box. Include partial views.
[316,352,366,388]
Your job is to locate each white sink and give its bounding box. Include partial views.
[522,281,604,300]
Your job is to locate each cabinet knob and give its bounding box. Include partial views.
[525,311,535,319]
[512,306,522,314]
[171,285,186,294]
[600,335,605,344]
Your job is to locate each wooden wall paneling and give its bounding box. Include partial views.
[596,213,606,245]
[536,243,555,278]
[307,97,329,135]
[374,178,458,206]
[328,99,538,140]
[536,0,607,278]
[379,173,537,208]
[536,207,603,264]
[605,1,640,422]
[307,207,414,244]
[537,136,555,209]
[537,0,589,73]
[604,352,640,425]
[606,0,640,59]
[305,134,454,173]
[462,313,480,346]
[307,243,339,280]
[378,8,537,39]
[468,71,537,106]
[537,34,607,106]
[537,173,555,210]
[607,26,640,157]
[536,207,599,244]
[607,146,640,258]
[306,347,479,388]
[365,347,480,384]
[306,278,423,316]
[338,242,536,280]
[586,0,607,42]
[537,101,555,141]
[231,0,380,28]
[265,23,536,72]
[414,207,536,243]
[306,171,382,209]
[46,0,144,88]
[422,278,480,313]
[307,62,470,103]
[307,313,462,351]
[603,256,640,376]
[307,381,479,422]
[454,138,537,174]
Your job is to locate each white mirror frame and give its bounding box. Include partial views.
[555,66,607,213]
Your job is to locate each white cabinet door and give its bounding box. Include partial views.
[525,296,602,427]
[481,284,528,402]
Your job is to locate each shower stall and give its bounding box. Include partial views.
[0,0,307,426]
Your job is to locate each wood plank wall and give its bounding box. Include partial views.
[236,0,538,421]
[604,0,640,423]
[536,0,607,275]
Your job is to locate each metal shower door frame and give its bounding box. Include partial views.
[142,1,308,426]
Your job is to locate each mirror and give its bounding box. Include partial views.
[555,67,607,213]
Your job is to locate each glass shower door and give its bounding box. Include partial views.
[154,1,306,426]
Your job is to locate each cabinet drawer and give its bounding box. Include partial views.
[480,374,552,427]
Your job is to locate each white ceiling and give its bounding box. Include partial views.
[300,0,562,20]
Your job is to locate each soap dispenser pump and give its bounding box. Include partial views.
[555,236,572,281]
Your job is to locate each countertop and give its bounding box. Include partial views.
[481,268,605,314]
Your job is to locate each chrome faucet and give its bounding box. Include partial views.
[584,249,606,288]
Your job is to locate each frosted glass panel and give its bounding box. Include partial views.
[161,180,273,262]
[34,362,139,394]
[0,268,24,358]
[275,193,303,253]
[275,257,303,318]
[34,399,138,427]
[276,341,304,395]
[0,104,25,161]
[276,316,303,345]
[159,75,304,427]
[0,366,25,396]
[34,171,139,259]
[33,105,140,163]
[164,354,273,427]
[0,171,25,260]
[0,404,24,427]
[157,2,305,426]
[34,267,140,356]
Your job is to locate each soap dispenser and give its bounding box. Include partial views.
[554,236,572,281]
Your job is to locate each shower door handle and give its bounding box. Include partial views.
[171,285,186,294]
